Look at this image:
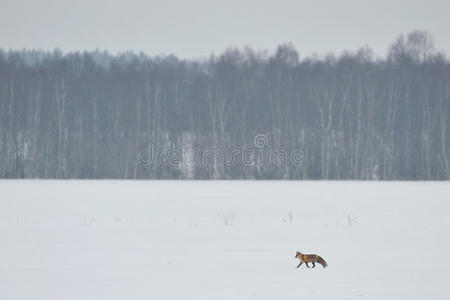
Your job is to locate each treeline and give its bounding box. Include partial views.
[0,31,449,179]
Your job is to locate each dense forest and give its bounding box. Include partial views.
[1,31,449,179]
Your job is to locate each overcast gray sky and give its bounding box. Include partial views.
[1,0,449,59]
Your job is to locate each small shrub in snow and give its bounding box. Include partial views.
[347,214,358,228]
[217,213,238,226]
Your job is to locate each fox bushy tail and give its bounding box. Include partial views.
[317,256,328,268]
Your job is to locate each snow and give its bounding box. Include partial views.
[0,181,449,299]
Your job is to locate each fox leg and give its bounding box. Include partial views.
[305,262,310,268]
[312,262,316,268]
[297,262,303,268]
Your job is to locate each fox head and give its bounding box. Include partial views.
[295,251,303,259]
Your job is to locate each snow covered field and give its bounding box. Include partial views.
[0,181,449,299]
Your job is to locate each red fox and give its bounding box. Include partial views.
[295,251,328,269]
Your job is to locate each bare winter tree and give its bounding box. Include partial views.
[0,31,448,179]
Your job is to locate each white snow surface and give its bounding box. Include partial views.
[0,181,449,299]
